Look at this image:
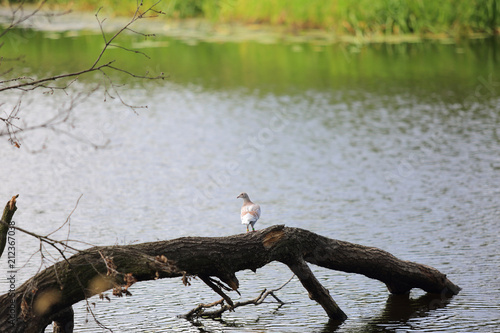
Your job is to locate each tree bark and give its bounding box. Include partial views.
[0,195,18,258]
[0,225,460,332]
[51,306,74,333]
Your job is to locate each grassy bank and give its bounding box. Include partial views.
[18,0,500,36]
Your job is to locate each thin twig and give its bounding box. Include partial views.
[1,198,113,331]
[90,1,161,70]
[1,1,165,148]
[182,274,296,320]
[0,220,81,253]
[109,43,152,59]
[45,194,82,239]
[0,0,48,39]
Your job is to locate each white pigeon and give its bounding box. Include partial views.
[237,192,261,233]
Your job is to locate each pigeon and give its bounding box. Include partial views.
[237,192,261,233]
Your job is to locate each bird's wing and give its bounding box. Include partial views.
[252,204,261,219]
[241,203,261,220]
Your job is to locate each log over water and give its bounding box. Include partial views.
[0,225,460,333]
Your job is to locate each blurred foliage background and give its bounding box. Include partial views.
[10,0,500,37]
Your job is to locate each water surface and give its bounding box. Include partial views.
[0,27,499,332]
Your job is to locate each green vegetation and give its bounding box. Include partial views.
[234,0,499,36]
[35,0,500,37]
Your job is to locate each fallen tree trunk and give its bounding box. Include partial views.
[0,225,460,332]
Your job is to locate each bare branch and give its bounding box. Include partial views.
[45,194,82,240]
[1,1,166,146]
[199,275,235,306]
[125,27,156,38]
[0,85,107,149]
[107,65,165,80]
[0,193,117,332]
[0,220,81,254]
[0,74,32,85]
[0,61,115,93]
[0,0,47,39]
[182,275,296,320]
[109,43,152,59]
[90,1,163,70]
[0,96,24,147]
[98,68,149,114]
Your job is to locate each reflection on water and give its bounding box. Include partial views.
[1,29,500,332]
[2,29,500,97]
[369,293,454,330]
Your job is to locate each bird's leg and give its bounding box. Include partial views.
[252,225,255,232]
[246,225,249,233]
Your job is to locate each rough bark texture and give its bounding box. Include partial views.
[0,225,460,332]
[0,195,18,258]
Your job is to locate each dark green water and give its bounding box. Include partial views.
[1,27,500,332]
[4,29,500,99]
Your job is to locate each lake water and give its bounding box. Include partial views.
[1,22,500,332]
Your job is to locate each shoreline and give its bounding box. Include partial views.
[0,7,496,45]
